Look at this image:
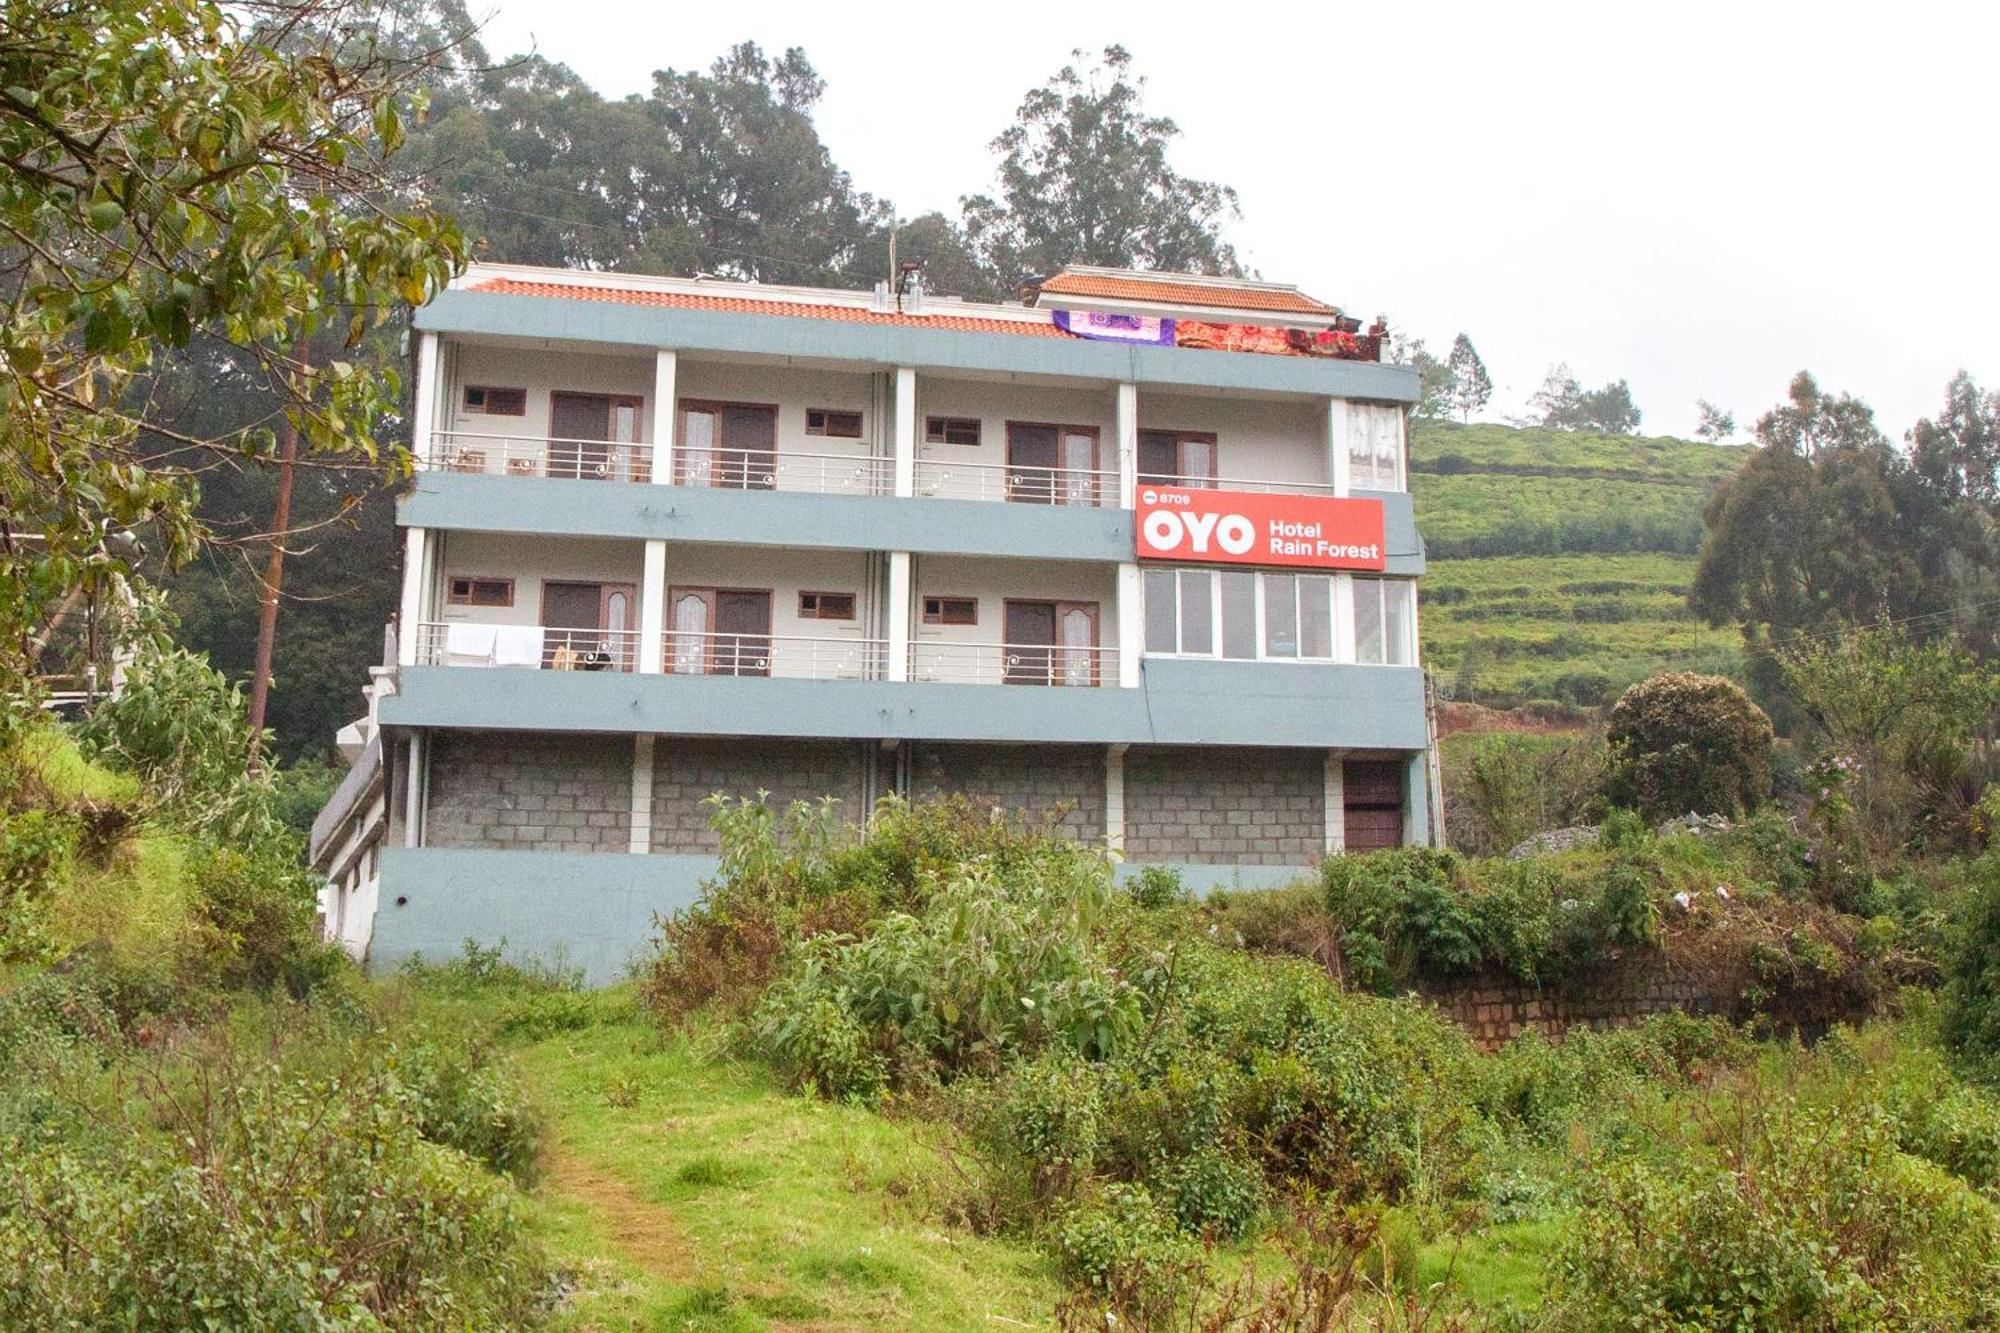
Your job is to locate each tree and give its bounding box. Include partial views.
[0,0,465,694]
[1530,364,1642,434]
[1604,672,1774,821]
[1695,399,1736,443]
[961,46,1242,289]
[1387,331,1450,421]
[1911,371,2000,510]
[1446,334,1491,422]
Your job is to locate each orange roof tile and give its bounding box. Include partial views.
[1035,271,1336,315]
[467,278,1075,338]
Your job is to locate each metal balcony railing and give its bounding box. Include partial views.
[417,622,640,672]
[675,450,890,496]
[913,457,1117,506]
[428,431,653,483]
[1137,472,1339,496]
[909,640,1115,687]
[663,631,887,680]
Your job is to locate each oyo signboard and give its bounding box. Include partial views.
[1136,486,1387,570]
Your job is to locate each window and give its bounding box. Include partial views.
[1143,569,1337,661]
[798,590,857,621]
[1137,429,1218,487]
[462,385,526,416]
[925,415,981,445]
[1354,577,1414,665]
[1347,402,1405,491]
[922,596,977,626]
[447,576,513,607]
[806,408,863,438]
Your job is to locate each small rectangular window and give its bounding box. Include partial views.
[925,416,982,445]
[462,386,526,416]
[922,596,977,626]
[447,576,513,607]
[798,590,857,621]
[1143,569,1178,654]
[806,408,863,438]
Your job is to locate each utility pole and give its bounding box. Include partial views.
[245,343,303,771]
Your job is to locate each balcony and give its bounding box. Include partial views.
[675,449,889,497]
[429,431,654,484]
[416,622,640,672]
[914,457,1116,505]
[1138,470,1337,496]
[911,640,1115,687]
[663,631,886,681]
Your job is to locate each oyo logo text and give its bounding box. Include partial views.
[1142,507,1257,556]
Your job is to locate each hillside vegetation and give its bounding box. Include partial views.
[1411,421,1746,708]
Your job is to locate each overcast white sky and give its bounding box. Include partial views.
[477,1,1997,440]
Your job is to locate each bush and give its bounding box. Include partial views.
[387,1037,547,1182]
[1559,1093,2000,1329]
[1944,852,2000,1082]
[1126,864,1187,909]
[1604,671,1774,822]
[186,844,335,995]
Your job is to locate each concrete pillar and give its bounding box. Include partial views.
[412,330,442,467]
[1404,752,1431,848]
[886,551,912,682]
[1114,382,1138,507]
[1333,574,1358,663]
[639,540,666,673]
[652,349,678,484]
[1327,397,1351,497]
[1105,744,1128,858]
[1323,752,1345,854]
[397,527,429,667]
[1116,563,1144,688]
[630,735,655,853]
[403,732,423,849]
[893,367,917,499]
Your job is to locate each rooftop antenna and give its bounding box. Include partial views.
[896,257,925,312]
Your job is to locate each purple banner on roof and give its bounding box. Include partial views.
[1052,309,1176,345]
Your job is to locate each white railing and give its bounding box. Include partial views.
[914,457,1117,506]
[662,631,886,680]
[417,621,640,673]
[910,640,1116,687]
[676,450,889,497]
[428,431,654,483]
[1139,472,1338,496]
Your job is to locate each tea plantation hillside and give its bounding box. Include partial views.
[1411,421,1747,708]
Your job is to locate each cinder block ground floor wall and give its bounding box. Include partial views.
[425,730,633,853]
[1124,745,1326,865]
[908,742,1107,843]
[651,737,870,852]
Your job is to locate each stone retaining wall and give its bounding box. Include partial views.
[1423,967,1719,1051]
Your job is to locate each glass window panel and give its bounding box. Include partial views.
[1300,577,1333,658]
[1138,432,1177,483]
[1220,571,1256,660]
[1178,570,1214,655]
[1263,574,1298,658]
[1384,580,1411,666]
[1144,570,1178,653]
[1183,437,1216,486]
[1355,578,1384,664]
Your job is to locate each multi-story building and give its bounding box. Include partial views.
[311,262,1438,980]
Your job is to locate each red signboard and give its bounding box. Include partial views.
[1135,486,1387,570]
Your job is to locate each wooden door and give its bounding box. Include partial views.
[1003,600,1056,684]
[1060,428,1099,505]
[1343,760,1406,851]
[549,393,641,481]
[679,403,776,489]
[599,583,637,670]
[714,590,773,676]
[542,581,600,669]
[668,588,712,675]
[1006,423,1058,504]
[1057,602,1100,686]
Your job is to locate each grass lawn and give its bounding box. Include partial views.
[507,1000,1062,1332]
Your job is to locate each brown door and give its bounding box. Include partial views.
[714,590,773,676]
[680,403,777,489]
[1007,423,1058,504]
[1343,760,1406,851]
[549,393,643,481]
[1004,600,1098,685]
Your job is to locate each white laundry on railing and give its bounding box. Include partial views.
[492,625,546,668]
[442,622,498,665]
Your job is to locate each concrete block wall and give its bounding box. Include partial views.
[651,737,868,853]
[1124,745,1324,865]
[1424,969,1719,1052]
[425,731,632,853]
[908,742,1106,844]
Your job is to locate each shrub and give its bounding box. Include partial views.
[1559,1094,2000,1329]
[1126,863,1187,909]
[185,844,334,995]
[1944,852,2000,1082]
[387,1037,547,1182]
[1053,1182,1198,1300]
[1604,671,1774,822]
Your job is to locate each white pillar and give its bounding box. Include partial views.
[893,367,917,499]
[412,331,442,467]
[639,540,666,673]
[630,735,655,853]
[397,527,428,667]
[1327,397,1351,497]
[1114,382,1138,507]
[1324,751,1345,854]
[1106,744,1128,858]
[1116,564,1144,688]
[652,349,677,484]
[886,551,912,682]
[403,732,423,849]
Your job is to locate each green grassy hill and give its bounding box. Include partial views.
[1412,421,1748,707]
